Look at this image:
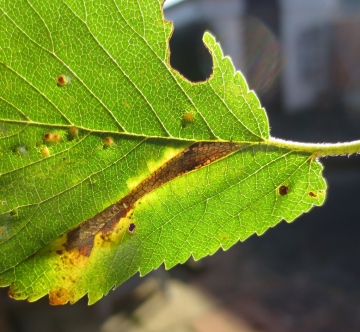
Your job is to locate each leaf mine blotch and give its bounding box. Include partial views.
[128,223,136,234]
[65,142,242,257]
[279,185,289,196]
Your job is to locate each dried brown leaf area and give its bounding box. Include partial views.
[66,142,242,257]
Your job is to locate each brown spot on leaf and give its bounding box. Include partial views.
[103,136,114,147]
[44,133,61,143]
[279,185,289,196]
[68,126,79,137]
[57,74,69,86]
[309,191,317,197]
[78,242,94,257]
[56,250,63,255]
[7,285,16,299]
[49,287,72,305]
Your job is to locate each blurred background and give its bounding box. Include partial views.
[2,0,360,331]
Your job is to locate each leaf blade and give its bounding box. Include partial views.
[0,0,325,304]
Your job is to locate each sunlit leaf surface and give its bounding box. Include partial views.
[0,0,326,304]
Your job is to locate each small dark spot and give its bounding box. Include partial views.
[56,250,63,255]
[279,185,289,196]
[309,191,317,197]
[128,222,136,234]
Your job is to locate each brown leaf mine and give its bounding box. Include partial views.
[66,142,242,256]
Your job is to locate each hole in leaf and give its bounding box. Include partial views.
[128,222,136,234]
[164,14,213,82]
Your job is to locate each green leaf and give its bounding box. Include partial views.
[0,0,326,304]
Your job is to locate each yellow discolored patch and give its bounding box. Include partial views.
[126,144,189,191]
[93,214,135,252]
[49,287,74,305]
[47,235,91,304]
[183,112,195,122]
[40,146,50,157]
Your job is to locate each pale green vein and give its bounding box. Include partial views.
[1,65,72,124]
[1,7,125,133]
[0,96,31,121]
[70,0,171,137]
[25,0,54,52]
[127,148,297,273]
[0,130,90,179]
[0,137,147,238]
[112,0,218,138]
[208,74,264,141]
